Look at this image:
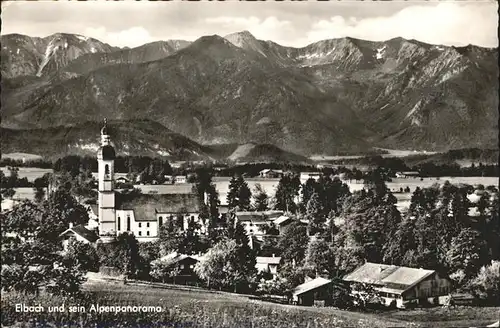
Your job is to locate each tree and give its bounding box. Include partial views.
[301,178,320,207]
[150,258,181,284]
[304,237,336,277]
[195,238,253,292]
[1,169,16,199]
[178,217,208,255]
[64,239,100,272]
[3,190,89,244]
[97,233,147,279]
[226,174,251,211]
[1,187,15,199]
[1,197,89,297]
[253,183,269,211]
[466,261,500,304]
[227,175,240,209]
[306,192,326,235]
[192,169,220,243]
[237,177,252,211]
[158,219,181,256]
[257,276,289,296]
[446,228,489,278]
[274,174,301,213]
[278,221,309,266]
[34,187,45,203]
[337,182,401,264]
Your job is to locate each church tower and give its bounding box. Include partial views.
[97,118,116,241]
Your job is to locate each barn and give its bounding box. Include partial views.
[292,277,333,306]
[344,262,452,308]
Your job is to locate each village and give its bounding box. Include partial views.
[2,122,499,328]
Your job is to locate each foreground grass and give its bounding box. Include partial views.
[2,280,498,328]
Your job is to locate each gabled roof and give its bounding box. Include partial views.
[273,215,292,226]
[59,225,99,243]
[236,210,284,222]
[293,277,332,296]
[260,169,283,174]
[88,204,99,216]
[343,262,437,293]
[381,267,435,290]
[153,252,205,266]
[343,262,399,285]
[116,193,200,221]
[256,256,281,265]
[300,172,322,176]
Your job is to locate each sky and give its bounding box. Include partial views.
[1,0,498,49]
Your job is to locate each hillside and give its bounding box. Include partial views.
[1,31,497,157]
[1,120,210,161]
[0,120,309,163]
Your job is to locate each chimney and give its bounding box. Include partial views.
[272,254,275,258]
[69,222,74,229]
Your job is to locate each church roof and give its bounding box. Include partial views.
[97,145,116,160]
[116,193,201,221]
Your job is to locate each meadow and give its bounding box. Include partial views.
[2,279,498,328]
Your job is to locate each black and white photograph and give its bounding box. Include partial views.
[1,0,499,327]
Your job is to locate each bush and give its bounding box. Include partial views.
[467,261,500,305]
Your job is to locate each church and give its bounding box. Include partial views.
[95,120,206,243]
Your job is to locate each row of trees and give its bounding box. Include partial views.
[257,174,500,305]
[1,188,97,297]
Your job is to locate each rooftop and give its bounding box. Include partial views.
[59,225,100,243]
[256,256,281,265]
[344,262,436,292]
[293,277,332,296]
[116,192,200,221]
[236,210,284,222]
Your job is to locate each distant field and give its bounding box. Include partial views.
[1,152,43,161]
[0,167,53,181]
[375,148,439,157]
[310,148,440,161]
[345,177,499,193]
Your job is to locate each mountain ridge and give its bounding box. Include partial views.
[1,31,497,157]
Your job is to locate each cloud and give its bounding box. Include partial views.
[307,2,498,47]
[84,26,154,48]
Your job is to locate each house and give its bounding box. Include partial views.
[115,176,130,184]
[292,277,333,306]
[395,171,420,179]
[151,252,205,285]
[343,262,452,308]
[174,175,187,184]
[300,172,322,185]
[235,210,284,239]
[259,169,283,179]
[85,204,99,230]
[59,225,100,251]
[256,256,281,276]
[272,215,293,232]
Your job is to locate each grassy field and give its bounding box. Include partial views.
[2,280,498,328]
[2,152,44,161]
[0,167,53,181]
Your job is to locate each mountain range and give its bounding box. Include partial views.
[1,31,498,160]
